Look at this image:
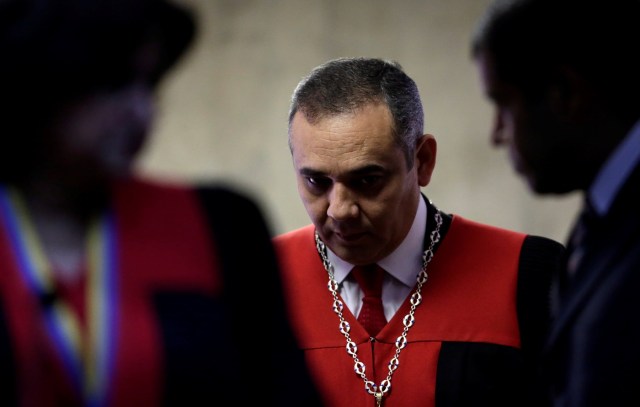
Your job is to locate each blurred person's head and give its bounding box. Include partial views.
[471,0,640,195]
[0,0,195,185]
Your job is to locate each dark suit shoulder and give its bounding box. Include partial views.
[517,234,565,351]
[193,184,323,406]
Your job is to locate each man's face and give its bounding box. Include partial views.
[289,103,425,265]
[474,50,582,194]
[48,81,155,183]
[43,40,162,186]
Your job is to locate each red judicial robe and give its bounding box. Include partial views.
[0,178,319,407]
[274,207,565,407]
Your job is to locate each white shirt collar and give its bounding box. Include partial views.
[589,118,640,216]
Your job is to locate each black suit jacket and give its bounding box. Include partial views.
[544,162,640,407]
[172,185,321,406]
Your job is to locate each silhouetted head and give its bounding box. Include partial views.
[471,0,640,194]
[0,0,196,182]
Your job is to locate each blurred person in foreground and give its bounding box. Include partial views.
[273,56,565,407]
[0,0,318,405]
[471,0,640,406]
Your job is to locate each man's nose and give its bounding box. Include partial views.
[327,184,359,221]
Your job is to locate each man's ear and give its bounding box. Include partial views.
[548,65,593,120]
[415,134,437,187]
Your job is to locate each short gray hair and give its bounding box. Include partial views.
[288,57,424,168]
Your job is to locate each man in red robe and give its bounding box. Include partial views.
[274,57,564,407]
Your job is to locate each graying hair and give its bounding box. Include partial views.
[288,57,424,168]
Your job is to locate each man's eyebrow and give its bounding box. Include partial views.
[298,164,387,179]
[298,168,325,177]
[350,164,386,176]
[299,164,385,176]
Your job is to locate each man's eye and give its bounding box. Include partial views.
[349,175,384,195]
[306,177,331,189]
[358,175,382,187]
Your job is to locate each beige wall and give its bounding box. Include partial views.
[137,0,581,243]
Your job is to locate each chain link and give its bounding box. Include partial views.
[314,209,442,404]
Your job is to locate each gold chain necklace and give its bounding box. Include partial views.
[314,209,442,406]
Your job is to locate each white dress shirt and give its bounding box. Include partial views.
[327,197,428,321]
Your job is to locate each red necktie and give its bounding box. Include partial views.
[351,264,387,336]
